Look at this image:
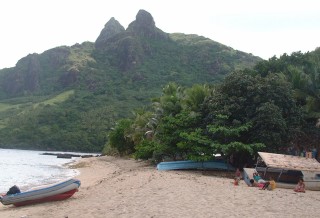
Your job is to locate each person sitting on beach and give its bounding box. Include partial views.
[294,178,305,193]
[261,177,277,190]
[253,172,266,183]
[268,177,276,190]
[249,178,270,189]
[249,179,259,187]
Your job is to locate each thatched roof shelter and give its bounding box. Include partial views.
[258,152,320,172]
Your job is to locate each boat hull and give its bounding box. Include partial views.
[13,189,78,207]
[0,178,81,206]
[157,160,234,171]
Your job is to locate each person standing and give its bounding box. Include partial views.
[234,168,241,185]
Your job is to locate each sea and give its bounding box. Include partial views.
[0,148,93,194]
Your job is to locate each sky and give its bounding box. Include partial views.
[0,0,319,69]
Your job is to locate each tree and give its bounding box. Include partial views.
[203,71,302,153]
[183,84,210,112]
[207,114,264,167]
[107,119,135,156]
[158,82,184,116]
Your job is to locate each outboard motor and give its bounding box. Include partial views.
[6,185,21,195]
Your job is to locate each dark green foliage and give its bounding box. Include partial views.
[156,110,204,160]
[134,140,166,163]
[108,119,135,156]
[0,90,116,152]
[178,128,212,161]
[204,71,302,152]
[106,49,317,165]
[205,114,265,166]
[252,49,320,149]
[254,50,320,119]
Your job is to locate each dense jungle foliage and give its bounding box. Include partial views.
[104,49,320,166]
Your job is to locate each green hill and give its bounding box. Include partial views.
[0,10,261,152]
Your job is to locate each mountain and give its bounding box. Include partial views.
[0,10,261,152]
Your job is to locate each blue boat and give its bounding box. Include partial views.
[157,160,234,171]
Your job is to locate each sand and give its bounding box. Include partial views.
[1,156,320,218]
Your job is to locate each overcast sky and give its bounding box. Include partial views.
[0,0,319,69]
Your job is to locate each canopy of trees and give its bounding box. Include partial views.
[105,49,320,167]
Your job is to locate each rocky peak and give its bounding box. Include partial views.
[128,10,155,30]
[95,17,125,49]
[127,10,167,39]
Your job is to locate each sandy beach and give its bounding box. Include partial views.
[1,156,320,218]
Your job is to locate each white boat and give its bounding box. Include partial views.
[0,178,80,206]
[243,152,320,191]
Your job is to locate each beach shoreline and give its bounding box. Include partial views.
[1,156,320,217]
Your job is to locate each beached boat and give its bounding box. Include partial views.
[157,160,234,171]
[243,152,320,190]
[0,178,81,206]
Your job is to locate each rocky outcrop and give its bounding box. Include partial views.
[127,9,168,40]
[0,9,261,98]
[1,54,41,95]
[25,54,41,92]
[95,17,125,49]
[94,10,169,71]
[41,152,100,159]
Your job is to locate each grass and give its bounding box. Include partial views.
[36,90,75,107]
[0,103,20,112]
[0,90,75,112]
[67,42,96,71]
[0,90,75,128]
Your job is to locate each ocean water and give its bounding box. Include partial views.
[0,148,88,194]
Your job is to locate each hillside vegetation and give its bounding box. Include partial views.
[105,48,320,166]
[2,10,304,153]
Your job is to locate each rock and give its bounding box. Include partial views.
[57,154,74,159]
[127,9,168,40]
[80,155,94,158]
[41,152,81,159]
[95,17,125,49]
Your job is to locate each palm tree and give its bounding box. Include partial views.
[183,84,210,112]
